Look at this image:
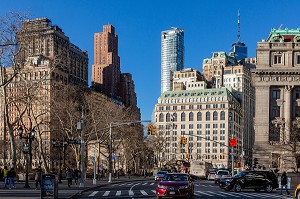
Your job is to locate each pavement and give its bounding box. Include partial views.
[0,176,149,199]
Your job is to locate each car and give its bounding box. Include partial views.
[215,170,230,184]
[294,184,300,198]
[207,171,216,181]
[156,173,194,199]
[219,170,278,193]
[155,171,167,181]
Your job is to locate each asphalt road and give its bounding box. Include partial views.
[75,179,294,199]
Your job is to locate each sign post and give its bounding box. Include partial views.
[229,138,237,177]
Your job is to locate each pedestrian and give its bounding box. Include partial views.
[280,171,290,195]
[35,166,42,190]
[66,168,74,187]
[8,168,16,189]
[74,168,79,185]
[3,166,9,189]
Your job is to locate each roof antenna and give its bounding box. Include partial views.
[237,9,241,43]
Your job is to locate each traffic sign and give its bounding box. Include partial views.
[23,142,30,153]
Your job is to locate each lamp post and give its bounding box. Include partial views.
[52,138,68,183]
[18,127,35,188]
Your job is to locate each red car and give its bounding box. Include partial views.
[156,173,194,198]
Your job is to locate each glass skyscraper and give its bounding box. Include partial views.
[161,27,184,94]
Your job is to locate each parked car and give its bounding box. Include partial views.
[215,170,230,184]
[219,170,278,193]
[207,171,216,181]
[156,173,194,198]
[155,171,167,181]
[294,184,300,199]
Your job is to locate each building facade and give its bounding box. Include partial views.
[153,70,243,169]
[92,25,120,98]
[18,18,88,86]
[161,27,184,94]
[252,28,300,171]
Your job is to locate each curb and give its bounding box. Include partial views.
[68,178,152,199]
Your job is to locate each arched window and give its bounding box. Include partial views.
[206,112,210,121]
[181,112,186,122]
[159,113,164,122]
[197,112,202,121]
[220,111,225,120]
[166,113,171,122]
[189,112,194,121]
[213,111,218,121]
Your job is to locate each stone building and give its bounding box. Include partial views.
[252,28,300,171]
[153,69,243,169]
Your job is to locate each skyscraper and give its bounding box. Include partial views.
[230,10,247,60]
[161,27,184,94]
[92,25,120,97]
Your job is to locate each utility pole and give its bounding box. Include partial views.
[79,109,85,188]
[108,122,112,183]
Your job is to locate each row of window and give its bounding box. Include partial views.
[158,111,226,122]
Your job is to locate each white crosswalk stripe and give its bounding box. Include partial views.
[150,182,155,185]
[128,190,134,196]
[88,191,98,197]
[218,191,242,198]
[207,191,226,197]
[103,191,110,196]
[140,190,148,195]
[116,190,121,196]
[151,190,156,193]
[196,191,214,196]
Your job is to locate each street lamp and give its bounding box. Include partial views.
[18,127,35,188]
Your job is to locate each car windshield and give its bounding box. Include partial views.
[157,171,167,175]
[218,171,229,175]
[235,171,247,178]
[163,174,188,181]
[209,172,216,175]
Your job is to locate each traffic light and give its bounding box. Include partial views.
[147,124,152,135]
[151,125,157,135]
[183,137,187,145]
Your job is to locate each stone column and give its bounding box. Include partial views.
[284,85,293,143]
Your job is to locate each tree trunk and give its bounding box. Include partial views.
[7,125,16,169]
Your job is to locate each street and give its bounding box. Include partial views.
[75,179,294,199]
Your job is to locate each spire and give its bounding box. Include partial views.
[237,9,240,43]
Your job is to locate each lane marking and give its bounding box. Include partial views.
[151,190,156,193]
[140,190,148,195]
[150,183,154,185]
[103,191,110,196]
[129,190,134,196]
[197,191,214,196]
[207,191,226,197]
[219,191,244,198]
[142,183,147,185]
[88,191,98,197]
[116,191,121,196]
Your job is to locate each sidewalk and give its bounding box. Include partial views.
[0,176,150,199]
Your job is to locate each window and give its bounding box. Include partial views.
[166,113,171,122]
[189,112,194,121]
[213,111,218,120]
[206,124,210,128]
[159,113,164,122]
[197,131,202,135]
[197,112,202,121]
[197,124,202,129]
[181,105,186,110]
[274,54,282,64]
[166,106,170,110]
[297,55,300,65]
[189,105,194,109]
[272,90,281,99]
[220,111,225,120]
[206,104,211,109]
[189,124,193,129]
[171,113,177,122]
[181,112,186,121]
[197,104,202,109]
[206,112,210,121]
[272,106,280,118]
[173,106,177,110]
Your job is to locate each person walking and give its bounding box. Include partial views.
[66,168,74,187]
[35,166,42,190]
[280,171,290,195]
[3,166,9,189]
[74,168,79,185]
[8,168,16,189]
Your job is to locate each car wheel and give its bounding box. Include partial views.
[297,191,300,199]
[265,184,273,193]
[234,183,242,192]
[254,188,261,192]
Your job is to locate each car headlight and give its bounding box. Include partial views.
[157,184,166,189]
[179,185,189,189]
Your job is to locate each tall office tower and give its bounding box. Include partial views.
[18,18,89,86]
[252,28,300,172]
[92,25,120,98]
[119,73,138,107]
[230,10,247,60]
[161,27,184,94]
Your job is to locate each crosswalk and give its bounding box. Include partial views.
[88,190,293,198]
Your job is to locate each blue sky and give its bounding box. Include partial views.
[1,0,300,121]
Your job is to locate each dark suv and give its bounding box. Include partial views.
[219,170,278,193]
